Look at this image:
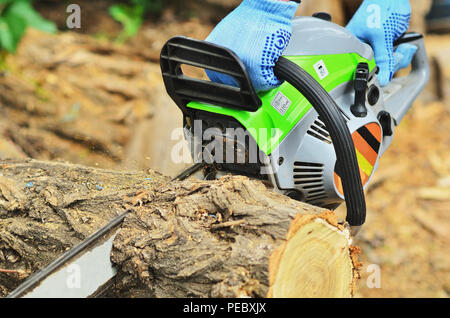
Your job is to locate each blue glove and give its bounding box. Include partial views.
[393,43,417,73]
[205,0,299,92]
[347,0,416,86]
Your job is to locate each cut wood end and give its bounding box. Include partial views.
[268,211,359,298]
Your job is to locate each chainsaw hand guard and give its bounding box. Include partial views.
[160,36,262,113]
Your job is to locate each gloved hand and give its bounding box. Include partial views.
[393,43,417,73]
[347,0,417,86]
[205,0,299,92]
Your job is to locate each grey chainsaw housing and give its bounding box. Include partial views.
[267,17,430,209]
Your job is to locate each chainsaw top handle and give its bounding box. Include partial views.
[160,36,366,228]
[274,57,366,227]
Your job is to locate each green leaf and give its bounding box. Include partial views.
[131,0,150,10]
[0,18,14,52]
[0,0,12,16]
[0,0,13,6]
[0,13,27,52]
[131,0,163,12]
[109,4,144,41]
[6,0,57,33]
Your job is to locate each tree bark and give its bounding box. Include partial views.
[0,159,361,298]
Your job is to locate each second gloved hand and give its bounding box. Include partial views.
[347,0,416,86]
[205,0,299,92]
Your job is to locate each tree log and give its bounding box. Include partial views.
[0,159,361,298]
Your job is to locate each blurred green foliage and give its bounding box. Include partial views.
[109,0,164,43]
[0,0,57,53]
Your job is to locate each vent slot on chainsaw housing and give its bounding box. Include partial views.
[293,162,327,204]
[160,36,262,114]
[307,118,332,144]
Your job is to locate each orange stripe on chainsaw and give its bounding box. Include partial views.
[359,168,370,185]
[334,123,381,196]
[366,123,382,143]
[353,132,379,166]
[335,169,370,196]
[334,173,343,195]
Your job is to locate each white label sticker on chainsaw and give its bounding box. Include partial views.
[314,60,329,80]
[271,92,291,116]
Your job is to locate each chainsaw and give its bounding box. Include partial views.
[161,15,430,232]
[7,14,429,298]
